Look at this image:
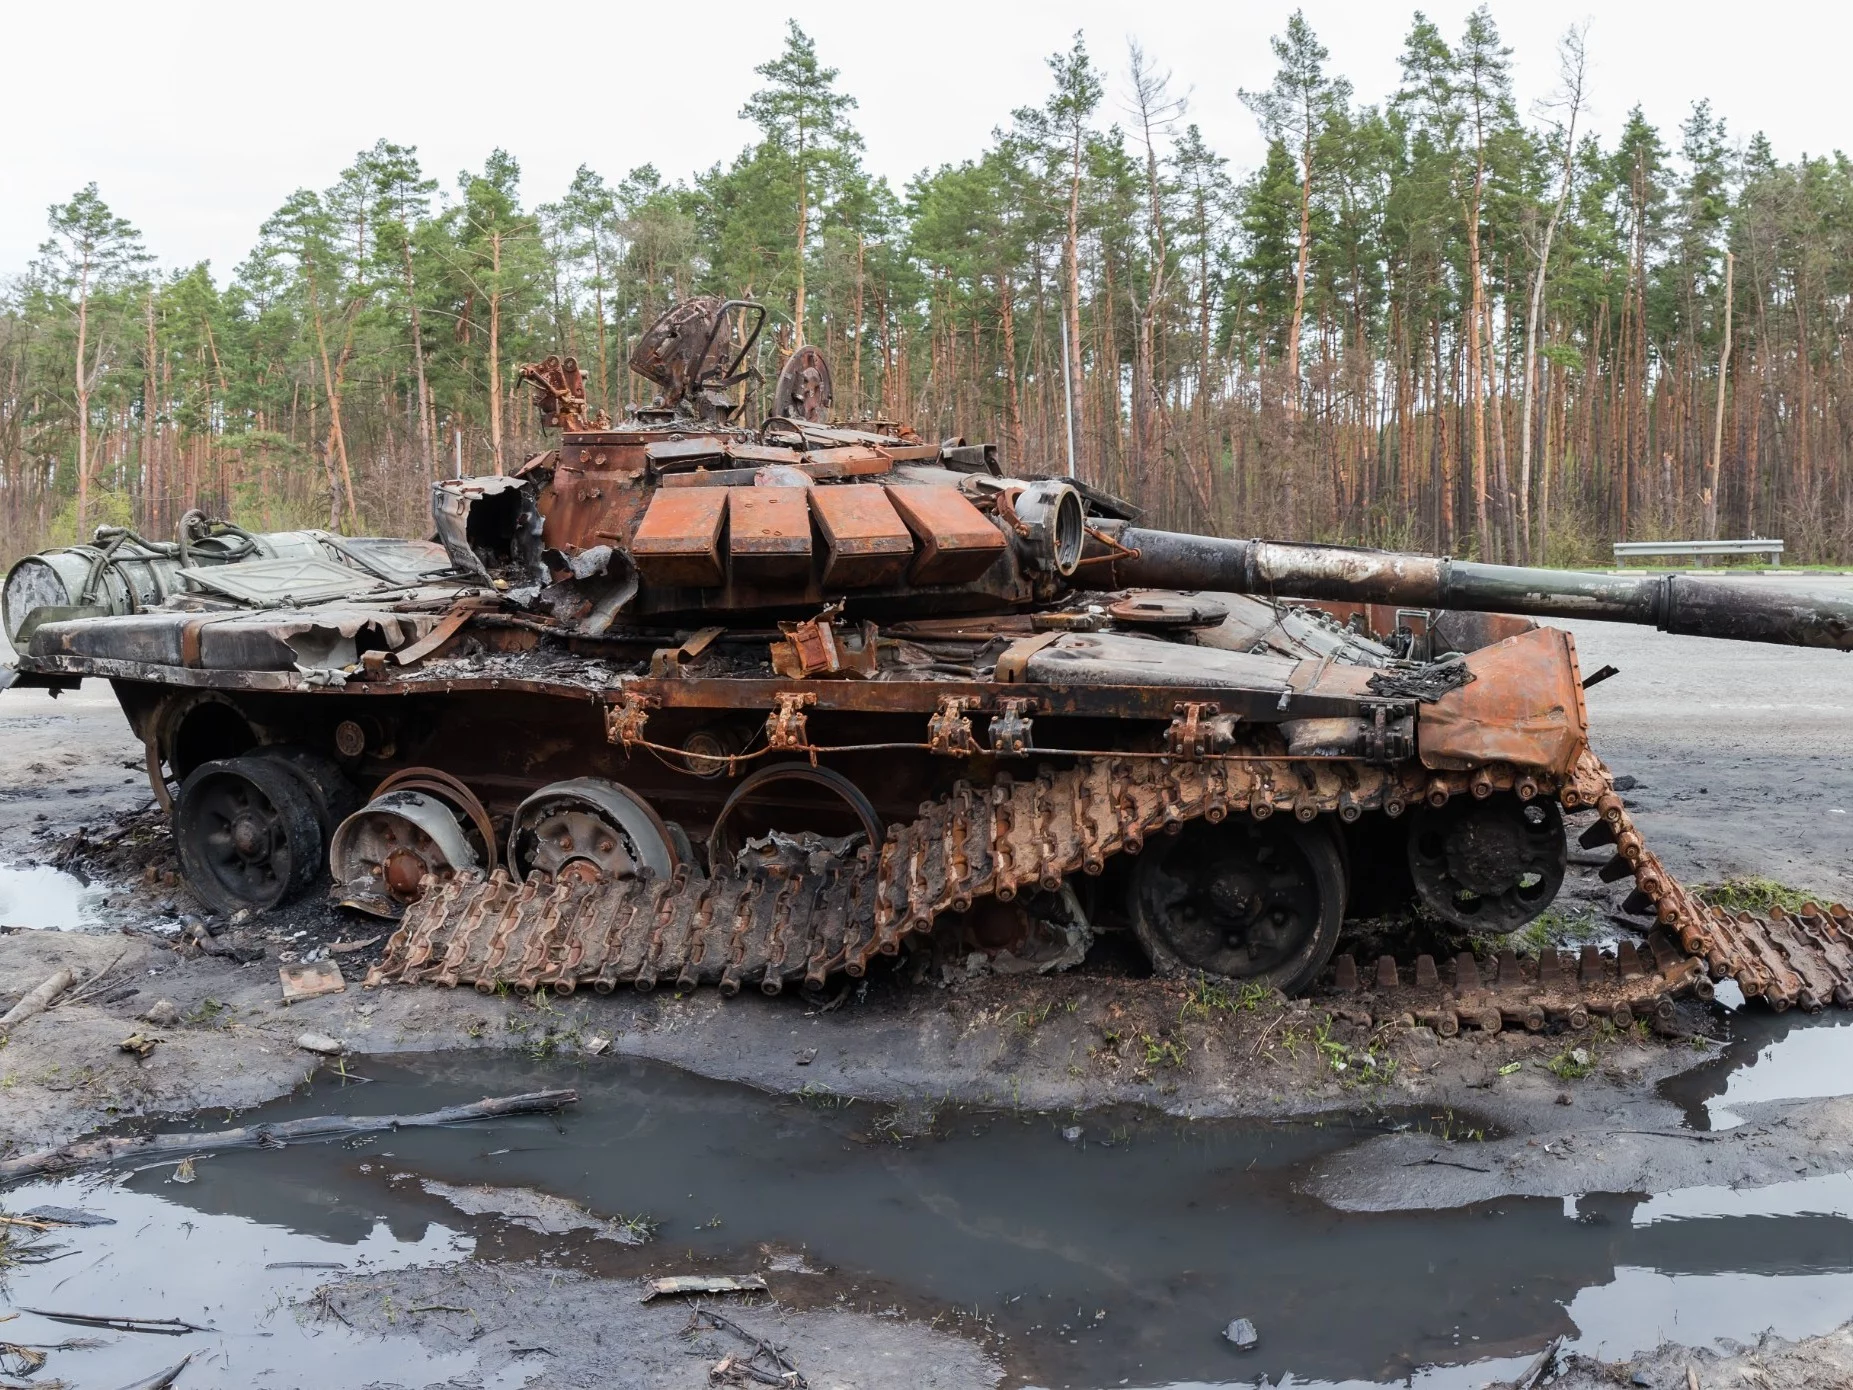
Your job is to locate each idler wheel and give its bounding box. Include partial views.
[328,790,482,917]
[508,778,678,885]
[175,756,325,915]
[1130,816,1345,994]
[1406,792,1566,933]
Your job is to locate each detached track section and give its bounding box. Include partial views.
[367,750,1853,1020]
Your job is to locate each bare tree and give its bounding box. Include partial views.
[1126,41,1188,482]
[37,185,148,537]
[1522,22,1589,561]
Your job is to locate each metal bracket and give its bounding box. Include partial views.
[1165,701,1224,759]
[770,609,880,679]
[989,697,1037,756]
[604,690,659,748]
[766,692,818,751]
[928,695,980,755]
[649,625,725,678]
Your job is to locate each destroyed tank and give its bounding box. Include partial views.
[8,295,1853,1024]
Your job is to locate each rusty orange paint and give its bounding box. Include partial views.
[812,485,913,587]
[1418,626,1589,777]
[727,487,814,581]
[886,486,1008,585]
[631,487,728,587]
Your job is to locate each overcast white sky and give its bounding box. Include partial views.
[2,0,1844,280]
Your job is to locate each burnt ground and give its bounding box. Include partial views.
[4,597,1853,1385]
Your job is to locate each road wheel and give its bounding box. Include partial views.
[175,755,324,915]
[1130,816,1346,994]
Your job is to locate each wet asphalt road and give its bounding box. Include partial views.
[1558,576,1853,903]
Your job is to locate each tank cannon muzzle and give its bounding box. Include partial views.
[1097,529,1853,651]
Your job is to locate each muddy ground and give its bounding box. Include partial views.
[3,597,1853,1388]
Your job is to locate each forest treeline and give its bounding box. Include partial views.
[3,10,1850,566]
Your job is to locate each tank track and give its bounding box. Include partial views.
[365,750,1853,1020]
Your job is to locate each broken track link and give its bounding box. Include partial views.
[364,745,1853,1020]
[1324,937,1711,1037]
[1567,750,1853,1012]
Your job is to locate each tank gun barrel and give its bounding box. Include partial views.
[1102,529,1853,651]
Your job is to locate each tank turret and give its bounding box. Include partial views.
[421,295,1853,656]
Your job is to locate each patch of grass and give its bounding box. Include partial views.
[1510,907,1606,957]
[1420,1109,1488,1144]
[184,997,231,1028]
[1547,1046,1596,1081]
[1178,974,1274,1023]
[1312,1017,1398,1088]
[1137,1033,1189,1069]
[1008,1002,1053,1034]
[796,1082,854,1110]
[1695,876,1821,916]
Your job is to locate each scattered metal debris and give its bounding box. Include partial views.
[279,961,345,1004]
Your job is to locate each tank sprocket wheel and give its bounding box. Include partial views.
[175,756,324,915]
[1130,816,1346,994]
[1406,793,1566,933]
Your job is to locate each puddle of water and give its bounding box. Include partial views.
[0,862,104,929]
[8,1054,1853,1390]
[0,1177,531,1390]
[1661,1009,1853,1130]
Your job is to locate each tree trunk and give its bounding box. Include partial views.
[1065,124,1086,481]
[74,249,92,538]
[1705,251,1734,538]
[489,229,504,476]
[306,257,360,531]
[793,120,809,347]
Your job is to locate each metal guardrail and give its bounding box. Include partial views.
[1613,538,1784,566]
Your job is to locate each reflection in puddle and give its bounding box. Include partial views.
[0,862,103,928]
[1662,1011,1853,1130]
[0,1179,507,1390]
[3,1054,1846,1389]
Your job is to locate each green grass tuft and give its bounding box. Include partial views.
[1695,876,1821,916]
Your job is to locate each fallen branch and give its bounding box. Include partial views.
[18,1311,207,1336]
[688,1307,806,1388]
[0,969,77,1036]
[0,1090,578,1185]
[52,951,129,1010]
[1507,1334,1563,1390]
[1403,1155,1493,1174]
[113,1354,192,1390]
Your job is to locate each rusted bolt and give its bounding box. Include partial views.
[1251,801,1274,821]
[1384,796,1406,817]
